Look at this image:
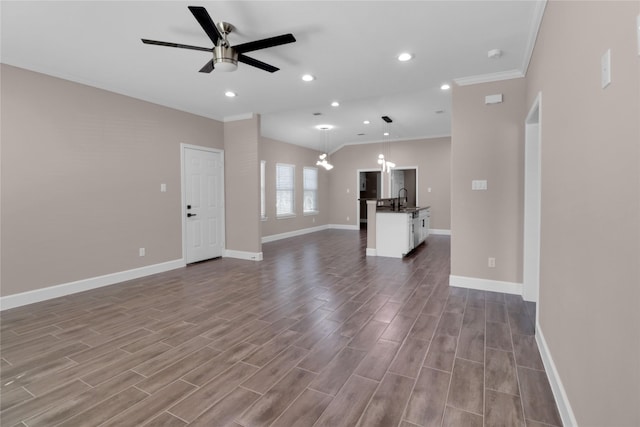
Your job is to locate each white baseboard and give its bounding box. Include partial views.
[328,224,360,231]
[536,322,578,427]
[223,249,263,261]
[0,259,185,311]
[449,274,522,295]
[429,229,451,235]
[366,248,377,256]
[262,225,329,243]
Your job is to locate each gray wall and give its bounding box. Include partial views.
[525,1,640,425]
[449,2,640,424]
[260,137,329,238]
[328,137,452,231]
[1,64,224,296]
[224,116,261,254]
[451,78,526,284]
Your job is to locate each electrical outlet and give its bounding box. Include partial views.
[139,248,146,257]
[488,257,495,268]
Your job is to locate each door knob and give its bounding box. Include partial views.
[187,213,197,218]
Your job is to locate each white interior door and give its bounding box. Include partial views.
[184,146,224,263]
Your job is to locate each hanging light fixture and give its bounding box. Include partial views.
[377,116,396,174]
[316,125,334,170]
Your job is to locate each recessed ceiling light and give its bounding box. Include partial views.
[331,101,340,107]
[315,124,334,130]
[397,53,413,62]
[435,110,445,114]
[440,84,451,90]
[363,120,370,125]
[383,132,390,136]
[312,112,322,116]
[302,74,315,82]
[357,133,365,136]
[225,91,237,97]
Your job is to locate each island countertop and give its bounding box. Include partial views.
[376,206,430,213]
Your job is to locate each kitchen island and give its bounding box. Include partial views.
[375,206,430,258]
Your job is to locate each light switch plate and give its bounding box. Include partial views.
[472,180,487,190]
[601,49,611,89]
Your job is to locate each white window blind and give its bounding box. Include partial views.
[303,167,318,213]
[260,161,266,219]
[276,163,295,217]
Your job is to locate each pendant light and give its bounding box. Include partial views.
[377,116,395,174]
[316,124,334,170]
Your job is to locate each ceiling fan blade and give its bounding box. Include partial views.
[199,60,215,73]
[188,6,222,46]
[238,54,279,73]
[233,34,296,54]
[141,39,212,52]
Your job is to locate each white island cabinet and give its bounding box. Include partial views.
[375,207,430,258]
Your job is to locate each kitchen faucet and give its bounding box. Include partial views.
[398,188,408,210]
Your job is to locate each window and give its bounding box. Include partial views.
[260,161,266,220]
[303,167,318,214]
[276,163,295,217]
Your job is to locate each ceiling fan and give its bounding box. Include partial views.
[141,6,296,73]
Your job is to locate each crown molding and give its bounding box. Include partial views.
[522,0,548,75]
[453,69,525,87]
[330,133,452,155]
[223,113,255,122]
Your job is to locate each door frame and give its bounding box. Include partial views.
[523,93,542,304]
[387,165,419,206]
[180,143,226,263]
[356,168,382,227]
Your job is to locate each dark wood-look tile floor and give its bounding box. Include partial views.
[0,231,562,426]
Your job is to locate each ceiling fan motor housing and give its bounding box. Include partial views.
[214,45,238,71]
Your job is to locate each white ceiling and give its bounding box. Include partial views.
[1,1,544,153]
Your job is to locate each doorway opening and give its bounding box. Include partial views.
[389,167,418,208]
[358,170,381,229]
[357,167,418,229]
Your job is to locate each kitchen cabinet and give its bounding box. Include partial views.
[375,207,430,258]
[419,208,430,242]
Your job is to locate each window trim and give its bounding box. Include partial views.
[260,160,267,221]
[276,163,296,218]
[303,166,319,215]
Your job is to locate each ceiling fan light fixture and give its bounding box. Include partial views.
[213,45,238,72]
